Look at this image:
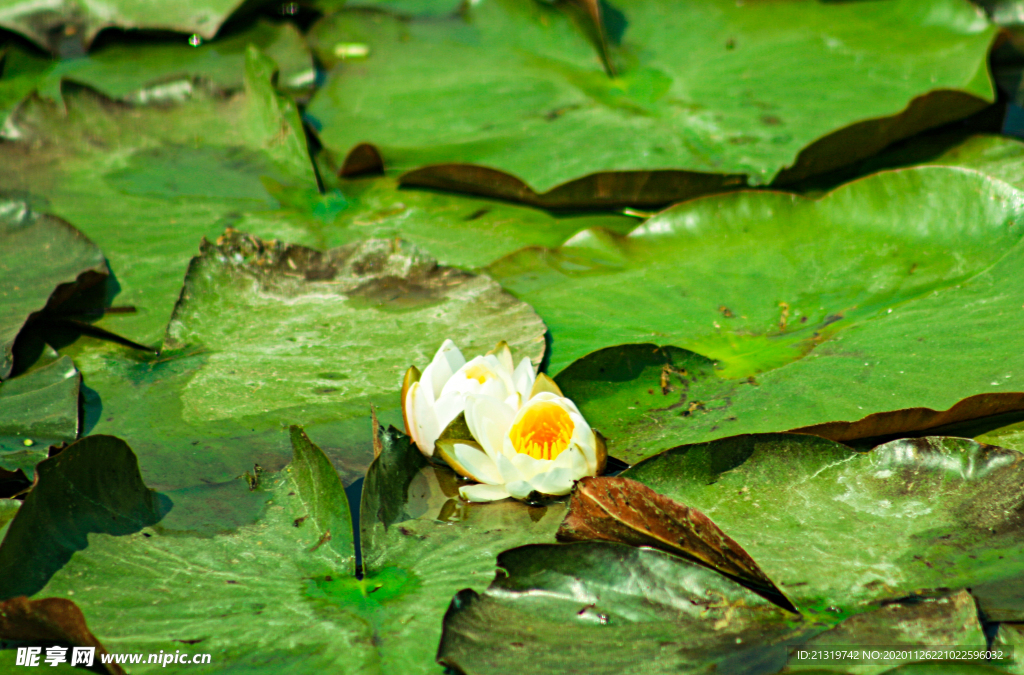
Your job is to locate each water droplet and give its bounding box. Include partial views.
[188,34,202,47]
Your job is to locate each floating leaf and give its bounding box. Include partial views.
[289,426,355,571]
[0,435,165,599]
[623,434,1024,618]
[557,475,793,611]
[0,355,80,471]
[0,202,107,379]
[12,427,565,672]
[307,0,995,205]
[0,0,248,53]
[495,166,1024,460]
[438,542,812,675]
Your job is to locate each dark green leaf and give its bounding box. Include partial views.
[0,202,107,378]
[0,435,165,599]
[438,541,811,675]
[289,426,355,571]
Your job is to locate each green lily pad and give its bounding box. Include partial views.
[306,0,995,205]
[9,427,567,672]
[0,46,316,346]
[437,541,813,675]
[622,434,1024,618]
[492,166,1024,460]
[788,591,986,675]
[994,622,1024,674]
[35,20,313,106]
[0,201,107,379]
[0,355,80,470]
[0,0,247,53]
[0,434,165,600]
[233,171,639,271]
[64,228,544,519]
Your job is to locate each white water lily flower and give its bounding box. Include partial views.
[402,339,535,457]
[444,378,606,502]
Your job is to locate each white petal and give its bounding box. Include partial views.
[433,391,467,434]
[568,412,598,473]
[466,395,515,459]
[512,357,535,401]
[479,377,508,400]
[493,342,515,376]
[505,480,535,500]
[552,445,589,478]
[459,483,511,502]
[424,340,465,399]
[453,443,504,484]
[496,451,525,483]
[528,466,575,496]
[410,381,441,456]
[501,447,548,481]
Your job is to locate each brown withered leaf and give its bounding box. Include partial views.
[0,596,125,675]
[558,475,796,612]
[789,392,1024,444]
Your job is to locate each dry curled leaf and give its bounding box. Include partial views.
[557,475,795,612]
[0,596,125,675]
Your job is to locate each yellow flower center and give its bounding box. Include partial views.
[509,402,573,460]
[463,364,491,384]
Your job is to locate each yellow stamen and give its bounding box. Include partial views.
[509,402,573,460]
[462,364,491,384]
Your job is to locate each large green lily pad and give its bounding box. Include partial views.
[622,433,1024,618]
[0,200,107,378]
[0,0,247,53]
[69,229,544,504]
[307,0,995,205]
[0,435,165,600]
[3,426,568,672]
[491,166,1024,460]
[437,541,813,675]
[0,46,317,345]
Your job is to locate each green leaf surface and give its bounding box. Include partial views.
[0,200,107,378]
[15,432,567,673]
[622,433,1024,618]
[789,591,985,675]
[0,0,247,52]
[994,622,1024,675]
[360,424,429,574]
[307,0,995,200]
[437,541,812,675]
[0,20,313,130]
[493,166,1024,460]
[289,426,355,570]
[312,0,462,18]
[0,355,80,470]
[0,435,165,599]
